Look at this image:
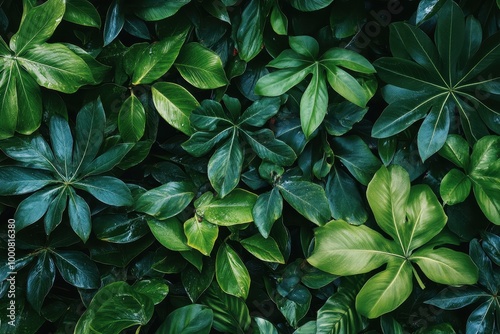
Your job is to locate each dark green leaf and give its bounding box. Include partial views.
[439,134,470,169]
[417,97,451,162]
[133,278,169,305]
[93,213,149,243]
[74,176,133,207]
[240,234,284,263]
[425,286,490,310]
[466,300,496,334]
[118,93,146,142]
[44,187,68,234]
[252,188,283,238]
[216,242,250,299]
[27,251,55,312]
[182,258,215,302]
[132,0,191,21]
[156,304,213,334]
[135,182,195,220]
[289,0,334,12]
[52,250,100,289]
[64,0,101,28]
[0,167,54,195]
[416,0,447,24]
[103,0,125,46]
[236,0,270,61]
[67,187,92,242]
[242,129,297,166]
[14,186,60,231]
[324,101,368,136]
[238,97,281,127]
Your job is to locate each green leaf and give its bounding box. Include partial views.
[255,66,314,97]
[0,167,54,195]
[93,213,149,243]
[184,217,219,256]
[133,278,169,305]
[67,187,92,242]
[242,129,297,166]
[14,187,60,231]
[27,251,55,312]
[440,169,471,205]
[135,181,195,220]
[366,165,410,250]
[201,189,257,226]
[0,64,18,139]
[240,234,284,263]
[49,116,73,176]
[425,286,490,310]
[64,0,101,28]
[18,43,95,93]
[270,3,287,35]
[356,259,413,319]
[129,34,186,85]
[439,134,470,169]
[410,247,478,285]
[253,317,279,334]
[481,232,500,266]
[331,136,382,185]
[0,135,56,171]
[199,283,251,334]
[466,300,496,334]
[216,243,251,299]
[289,0,334,11]
[10,0,65,55]
[103,0,125,46]
[326,167,368,225]
[52,250,100,289]
[189,99,231,131]
[320,48,376,74]
[380,315,403,334]
[75,281,154,333]
[44,187,68,234]
[148,217,191,251]
[156,304,213,334]
[73,176,133,207]
[323,63,373,107]
[182,258,215,302]
[417,97,451,162]
[152,82,199,135]
[236,0,270,61]
[174,43,228,89]
[238,97,281,127]
[315,277,367,334]
[416,0,447,24]
[277,180,331,225]
[300,64,328,138]
[289,36,319,59]
[324,101,368,136]
[307,220,395,276]
[118,93,146,142]
[79,143,134,177]
[132,0,191,21]
[207,135,243,198]
[252,188,283,238]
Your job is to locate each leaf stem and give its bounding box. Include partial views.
[412,265,426,290]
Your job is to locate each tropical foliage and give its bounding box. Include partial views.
[0,0,498,333]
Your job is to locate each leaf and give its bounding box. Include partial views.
[174,43,228,89]
[326,167,368,225]
[410,247,478,285]
[135,181,195,220]
[331,136,382,185]
[270,3,287,35]
[416,0,447,24]
[216,243,251,299]
[240,234,285,263]
[277,180,331,226]
[64,0,101,28]
[74,281,154,333]
[93,213,149,243]
[255,66,314,97]
[67,187,92,242]
[207,135,243,198]
[52,250,100,289]
[49,116,73,176]
[242,129,297,166]
[481,232,500,266]
[236,0,270,61]
[324,101,368,136]
[425,286,491,310]
[18,43,95,93]
[132,0,191,21]
[118,93,146,142]
[380,315,403,334]
[14,187,60,231]
[103,0,125,46]
[356,259,413,319]
[417,97,451,161]
[0,167,54,195]
[130,34,186,85]
[184,217,219,256]
[238,97,281,127]
[439,134,470,169]
[323,64,373,107]
[466,299,496,334]
[199,283,251,334]
[79,143,134,177]
[0,64,18,139]
[9,0,65,54]
[308,220,395,276]
[201,189,257,226]
[133,278,169,305]
[147,217,191,251]
[182,258,215,302]
[253,317,279,334]
[315,277,367,334]
[0,135,56,171]
[73,176,133,207]
[27,251,55,312]
[152,82,199,135]
[300,64,328,138]
[156,304,213,334]
[440,169,471,205]
[289,0,334,12]
[252,188,283,238]
[44,187,68,234]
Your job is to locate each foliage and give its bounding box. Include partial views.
[0,0,498,333]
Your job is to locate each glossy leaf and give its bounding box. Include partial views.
[184,217,219,256]
[175,43,229,89]
[439,134,470,169]
[14,187,59,231]
[133,278,169,305]
[118,94,146,142]
[67,187,92,242]
[103,0,125,46]
[236,0,270,61]
[240,234,284,263]
[252,188,283,238]
[27,251,55,312]
[425,286,491,310]
[73,176,133,207]
[216,243,250,299]
[148,217,191,251]
[156,304,213,334]
[52,250,100,289]
[64,0,101,28]
[289,0,334,11]
[0,167,53,195]
[201,189,257,226]
[182,258,215,302]
[440,169,471,205]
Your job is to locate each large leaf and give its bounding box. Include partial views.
[148,217,191,251]
[252,188,283,238]
[103,0,125,46]
[14,187,60,231]
[277,180,331,226]
[425,286,491,310]
[49,116,73,176]
[174,43,228,89]
[75,281,154,333]
[300,64,328,138]
[64,0,101,28]
[308,220,394,276]
[152,82,199,135]
[240,234,284,263]
[26,251,55,312]
[118,93,146,142]
[135,181,195,220]
[52,250,100,289]
[73,176,133,207]
[0,135,56,171]
[356,260,413,319]
[241,129,297,166]
[201,189,257,226]
[216,243,251,299]
[67,187,92,242]
[0,167,54,195]
[236,0,270,61]
[18,43,95,93]
[184,217,219,256]
[10,0,65,54]
[156,304,213,334]
[289,0,334,11]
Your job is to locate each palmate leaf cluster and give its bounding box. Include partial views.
[0,0,499,333]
